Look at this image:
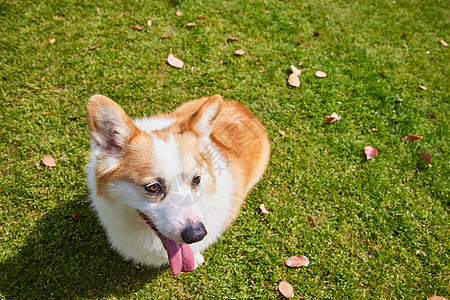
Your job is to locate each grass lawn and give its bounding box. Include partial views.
[0,0,448,298]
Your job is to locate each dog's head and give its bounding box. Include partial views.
[87,94,223,274]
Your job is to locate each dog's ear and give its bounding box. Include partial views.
[190,94,223,140]
[87,95,138,171]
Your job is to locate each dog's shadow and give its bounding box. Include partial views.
[0,195,166,299]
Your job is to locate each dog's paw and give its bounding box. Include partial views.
[194,252,204,268]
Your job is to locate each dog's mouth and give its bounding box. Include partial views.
[138,211,195,275]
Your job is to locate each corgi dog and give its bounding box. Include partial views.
[86,94,270,275]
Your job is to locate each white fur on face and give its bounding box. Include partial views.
[125,134,205,243]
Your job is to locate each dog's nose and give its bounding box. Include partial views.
[181,222,207,244]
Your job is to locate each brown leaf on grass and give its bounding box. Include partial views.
[364,146,378,159]
[421,152,432,164]
[176,10,182,16]
[131,26,144,31]
[89,44,98,50]
[285,255,310,267]
[290,65,301,76]
[167,54,184,68]
[259,204,269,214]
[315,70,327,78]
[161,34,172,38]
[42,156,56,167]
[40,76,46,83]
[198,15,208,20]
[440,40,449,47]
[313,31,321,36]
[278,280,294,298]
[418,85,428,90]
[228,37,239,42]
[288,73,300,87]
[49,38,56,45]
[235,49,245,55]
[325,112,341,123]
[278,130,286,136]
[428,112,436,119]
[186,23,196,27]
[307,215,316,228]
[428,296,447,300]
[401,134,422,142]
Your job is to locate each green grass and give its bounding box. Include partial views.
[1,0,448,298]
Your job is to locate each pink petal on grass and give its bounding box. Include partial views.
[418,85,428,90]
[186,23,196,27]
[176,10,182,16]
[290,65,301,76]
[235,49,245,55]
[325,112,341,123]
[401,134,422,142]
[278,280,294,298]
[285,255,310,267]
[42,156,56,167]
[288,73,300,87]
[364,146,378,159]
[49,38,56,45]
[167,54,184,68]
[315,70,327,78]
[259,204,269,214]
[440,40,449,47]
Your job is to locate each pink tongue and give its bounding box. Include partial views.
[167,239,195,275]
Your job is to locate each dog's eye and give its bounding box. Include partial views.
[192,175,201,186]
[145,183,162,195]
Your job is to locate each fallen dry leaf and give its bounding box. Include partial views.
[418,85,428,90]
[186,23,196,27]
[235,49,245,55]
[288,73,300,87]
[364,146,378,159]
[290,65,301,76]
[259,204,269,214]
[440,40,449,47]
[402,134,422,142]
[147,20,152,27]
[307,215,316,228]
[131,25,144,31]
[372,128,378,131]
[161,34,172,38]
[325,112,341,123]
[315,70,327,78]
[43,111,51,115]
[176,10,181,16]
[49,38,56,45]
[228,37,239,42]
[167,54,184,69]
[198,15,207,20]
[428,296,447,300]
[278,280,294,298]
[421,152,432,164]
[40,76,46,83]
[285,255,310,267]
[42,156,56,167]
[428,112,436,119]
[278,130,286,136]
[89,44,98,50]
